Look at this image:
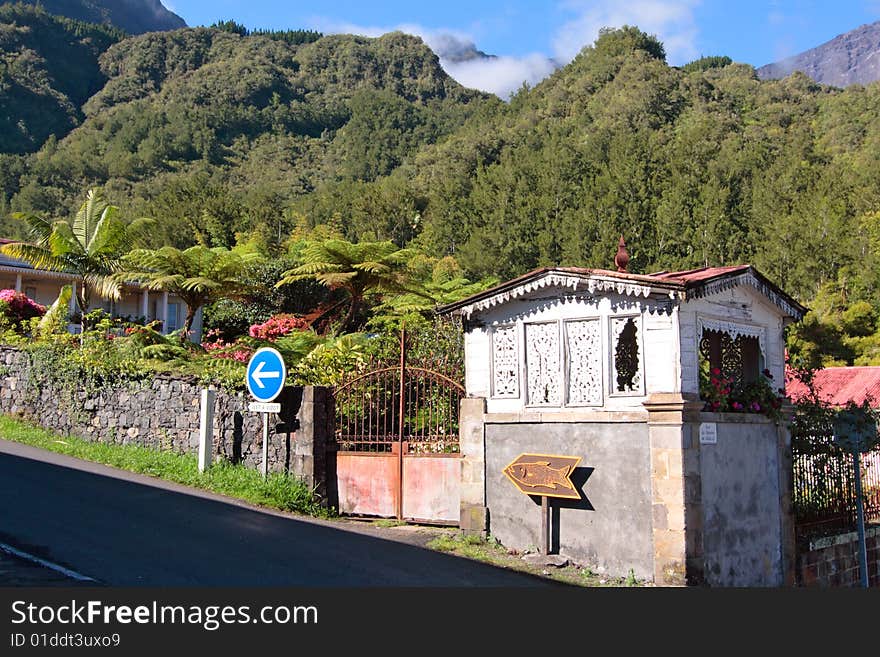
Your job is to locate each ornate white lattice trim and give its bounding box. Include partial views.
[457,273,667,318]
[525,321,562,406]
[697,316,766,356]
[687,271,804,320]
[491,325,519,398]
[565,319,603,406]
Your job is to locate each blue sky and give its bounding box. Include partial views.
[161,1,880,97]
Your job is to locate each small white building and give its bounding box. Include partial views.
[440,255,807,586]
[448,264,804,414]
[0,239,202,341]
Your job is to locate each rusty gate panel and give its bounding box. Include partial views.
[331,327,465,524]
[336,452,400,518]
[402,453,460,523]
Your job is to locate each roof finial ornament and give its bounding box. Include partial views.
[614,235,630,273]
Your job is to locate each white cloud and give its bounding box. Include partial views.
[310,18,557,98]
[553,0,701,65]
[442,54,558,99]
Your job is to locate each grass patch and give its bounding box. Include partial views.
[0,414,331,518]
[426,532,646,587]
[372,518,408,528]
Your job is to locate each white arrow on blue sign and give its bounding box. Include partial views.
[246,347,287,403]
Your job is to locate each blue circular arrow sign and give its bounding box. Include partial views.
[246,347,287,403]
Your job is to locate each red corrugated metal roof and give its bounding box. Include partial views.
[785,366,880,407]
[650,265,752,285]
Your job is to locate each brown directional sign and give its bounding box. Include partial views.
[503,453,582,500]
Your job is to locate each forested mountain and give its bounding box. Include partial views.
[0,3,123,153]
[0,18,496,245]
[758,20,880,87]
[4,18,880,366]
[17,0,185,34]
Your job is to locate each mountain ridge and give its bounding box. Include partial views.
[18,0,185,34]
[757,20,880,87]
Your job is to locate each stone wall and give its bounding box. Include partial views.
[796,527,880,587]
[0,346,329,492]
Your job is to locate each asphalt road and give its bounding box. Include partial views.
[0,440,555,587]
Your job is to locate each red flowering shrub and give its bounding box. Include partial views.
[699,366,784,419]
[0,289,46,328]
[202,329,255,363]
[248,314,308,341]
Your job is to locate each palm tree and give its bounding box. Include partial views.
[276,239,423,332]
[118,245,261,337]
[0,188,154,317]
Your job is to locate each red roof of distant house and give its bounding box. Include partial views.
[785,366,880,407]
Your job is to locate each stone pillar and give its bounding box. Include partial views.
[459,396,487,534]
[159,292,169,334]
[643,392,704,586]
[292,386,333,503]
[140,289,149,321]
[14,274,21,292]
[191,306,203,343]
[68,281,77,314]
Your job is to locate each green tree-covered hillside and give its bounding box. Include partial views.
[1,23,495,246]
[0,3,123,153]
[5,22,880,367]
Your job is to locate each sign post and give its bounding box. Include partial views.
[503,453,582,556]
[833,407,880,588]
[245,347,287,478]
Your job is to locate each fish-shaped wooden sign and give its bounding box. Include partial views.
[503,453,582,499]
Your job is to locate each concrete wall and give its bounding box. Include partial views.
[484,419,654,579]
[696,413,790,586]
[796,527,880,587]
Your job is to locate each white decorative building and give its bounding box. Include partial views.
[449,264,803,415]
[441,252,807,586]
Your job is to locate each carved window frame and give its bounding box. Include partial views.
[697,316,766,385]
[490,323,520,399]
[608,313,646,397]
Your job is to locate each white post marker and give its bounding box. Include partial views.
[198,388,215,472]
[245,347,287,478]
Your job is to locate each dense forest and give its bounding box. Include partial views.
[2,4,880,366]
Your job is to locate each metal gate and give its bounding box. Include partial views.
[332,330,465,524]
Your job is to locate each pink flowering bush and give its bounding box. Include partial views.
[202,329,255,363]
[0,289,46,330]
[248,314,309,341]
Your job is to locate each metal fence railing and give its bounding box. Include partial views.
[792,432,880,542]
